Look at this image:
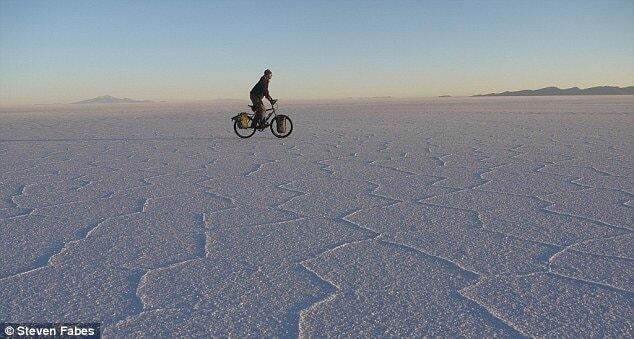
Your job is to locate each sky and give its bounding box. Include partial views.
[1,0,633,105]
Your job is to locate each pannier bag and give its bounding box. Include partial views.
[276,115,287,134]
[237,112,250,129]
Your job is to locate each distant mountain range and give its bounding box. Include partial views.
[72,95,152,104]
[473,86,634,97]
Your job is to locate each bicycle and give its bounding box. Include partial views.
[231,100,293,139]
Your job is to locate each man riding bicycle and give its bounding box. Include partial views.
[250,69,276,128]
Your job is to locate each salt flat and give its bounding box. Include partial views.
[0,96,632,337]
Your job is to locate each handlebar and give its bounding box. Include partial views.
[266,99,278,111]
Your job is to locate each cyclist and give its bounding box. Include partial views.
[250,69,276,128]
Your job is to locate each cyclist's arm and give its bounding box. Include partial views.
[264,80,273,102]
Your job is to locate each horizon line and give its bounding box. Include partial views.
[2,84,633,107]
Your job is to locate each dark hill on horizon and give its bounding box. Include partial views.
[72,95,153,104]
[473,86,634,97]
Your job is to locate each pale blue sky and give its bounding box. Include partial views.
[1,0,633,104]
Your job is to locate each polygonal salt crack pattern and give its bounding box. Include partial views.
[0,98,632,337]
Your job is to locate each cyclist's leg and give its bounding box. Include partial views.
[250,95,265,127]
[251,96,264,128]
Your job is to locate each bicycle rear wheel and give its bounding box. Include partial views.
[234,117,256,138]
[270,115,293,138]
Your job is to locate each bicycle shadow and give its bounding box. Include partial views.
[0,136,232,143]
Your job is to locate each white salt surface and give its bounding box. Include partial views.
[0,96,632,337]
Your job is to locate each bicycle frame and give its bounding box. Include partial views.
[250,102,278,124]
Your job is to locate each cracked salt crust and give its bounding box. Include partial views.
[0,97,632,337]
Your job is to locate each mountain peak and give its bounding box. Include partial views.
[72,95,152,104]
[473,85,634,97]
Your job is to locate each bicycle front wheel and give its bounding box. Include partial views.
[234,117,256,138]
[270,115,293,138]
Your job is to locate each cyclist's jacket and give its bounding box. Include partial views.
[250,76,272,101]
